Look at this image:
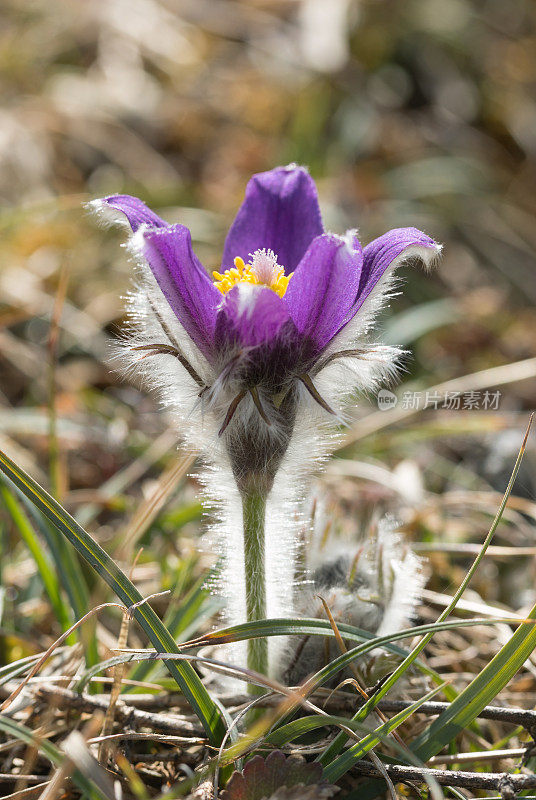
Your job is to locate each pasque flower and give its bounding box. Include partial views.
[287,515,426,689]
[92,164,440,683]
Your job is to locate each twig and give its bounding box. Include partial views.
[90,732,205,745]
[35,685,205,737]
[420,588,522,620]
[429,747,527,765]
[347,760,536,791]
[83,691,188,709]
[103,689,536,734]
[415,543,536,557]
[376,699,536,733]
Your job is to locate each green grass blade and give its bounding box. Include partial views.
[74,616,506,698]
[13,484,100,667]
[322,684,445,783]
[265,714,366,747]
[24,497,90,616]
[126,565,222,691]
[0,651,63,685]
[1,483,73,635]
[0,447,227,745]
[164,567,223,642]
[191,614,513,688]
[411,609,536,760]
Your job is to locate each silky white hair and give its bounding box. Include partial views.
[284,515,427,688]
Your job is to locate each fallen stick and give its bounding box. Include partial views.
[35,685,205,738]
[376,699,536,733]
[61,689,536,734]
[349,761,536,791]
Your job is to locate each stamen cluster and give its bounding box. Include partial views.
[213,250,292,298]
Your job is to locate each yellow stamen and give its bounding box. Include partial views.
[213,253,293,298]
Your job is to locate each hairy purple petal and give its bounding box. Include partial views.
[284,233,363,354]
[141,225,220,361]
[356,227,440,311]
[101,194,168,232]
[222,165,324,274]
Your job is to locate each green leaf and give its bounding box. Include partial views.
[265,715,359,747]
[195,614,508,693]
[0,447,227,746]
[220,750,334,800]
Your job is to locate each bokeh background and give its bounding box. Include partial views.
[1,0,536,689]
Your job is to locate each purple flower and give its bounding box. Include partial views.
[95,165,439,452]
[93,166,441,669]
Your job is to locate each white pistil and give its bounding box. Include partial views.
[250,249,280,285]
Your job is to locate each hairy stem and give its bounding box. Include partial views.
[241,488,268,690]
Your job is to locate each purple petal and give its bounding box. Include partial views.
[215,286,301,391]
[100,194,168,232]
[356,227,440,311]
[222,165,324,274]
[216,285,293,350]
[284,233,363,354]
[141,225,220,360]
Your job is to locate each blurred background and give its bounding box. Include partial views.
[1,0,536,689]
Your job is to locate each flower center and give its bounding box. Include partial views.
[213,249,292,298]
